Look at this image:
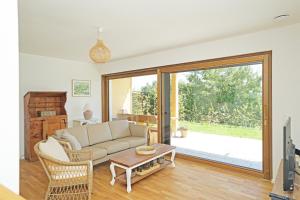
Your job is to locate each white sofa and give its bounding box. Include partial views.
[56,120,148,165]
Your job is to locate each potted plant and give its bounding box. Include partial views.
[178,126,189,138]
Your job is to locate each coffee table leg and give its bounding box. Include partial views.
[171,150,176,167]
[110,163,116,186]
[126,168,132,193]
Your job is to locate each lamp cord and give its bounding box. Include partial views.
[97,27,103,40]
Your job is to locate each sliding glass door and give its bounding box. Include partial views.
[102,52,272,179]
[160,63,263,170]
[104,73,159,144]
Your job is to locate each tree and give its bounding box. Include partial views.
[132,81,157,115]
[132,64,262,128]
[179,65,262,128]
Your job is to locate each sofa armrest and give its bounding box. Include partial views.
[129,123,148,138]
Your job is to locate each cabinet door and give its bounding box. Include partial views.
[42,118,67,139]
[29,137,41,161]
[27,120,43,161]
[30,120,43,139]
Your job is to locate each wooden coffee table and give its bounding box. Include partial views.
[109,143,176,193]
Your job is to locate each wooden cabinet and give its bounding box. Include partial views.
[24,92,68,161]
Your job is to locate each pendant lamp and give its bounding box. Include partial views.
[89,28,111,63]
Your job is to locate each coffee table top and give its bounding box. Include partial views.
[110,144,175,168]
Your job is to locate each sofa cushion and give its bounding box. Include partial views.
[83,146,107,160]
[62,127,90,147]
[116,136,146,148]
[61,131,82,150]
[94,140,130,154]
[129,123,148,138]
[39,137,70,162]
[109,120,131,139]
[86,122,112,145]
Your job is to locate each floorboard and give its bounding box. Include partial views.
[20,158,272,200]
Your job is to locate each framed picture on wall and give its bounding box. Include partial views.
[72,80,91,97]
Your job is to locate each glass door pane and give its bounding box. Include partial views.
[163,63,263,170]
[108,74,158,143]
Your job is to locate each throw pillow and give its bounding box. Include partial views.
[39,137,70,162]
[62,131,82,150]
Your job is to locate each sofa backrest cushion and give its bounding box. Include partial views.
[86,122,113,145]
[109,120,131,139]
[129,123,148,138]
[61,131,82,150]
[57,126,90,147]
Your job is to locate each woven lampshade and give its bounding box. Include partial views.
[89,39,111,63]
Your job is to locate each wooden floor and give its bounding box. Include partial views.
[20,158,272,200]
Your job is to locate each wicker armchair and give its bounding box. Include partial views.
[34,139,93,200]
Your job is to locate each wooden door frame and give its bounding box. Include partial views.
[101,51,272,179]
[101,68,158,122]
[157,51,272,179]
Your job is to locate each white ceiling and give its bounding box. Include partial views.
[19,0,300,63]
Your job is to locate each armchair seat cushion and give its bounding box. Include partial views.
[82,146,107,160]
[115,137,146,148]
[94,140,129,154]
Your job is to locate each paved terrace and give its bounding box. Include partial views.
[171,131,262,170]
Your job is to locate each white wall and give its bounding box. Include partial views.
[0,0,19,193]
[19,53,101,158]
[98,23,300,179]
[111,78,132,118]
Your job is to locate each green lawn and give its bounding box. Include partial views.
[178,121,262,140]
